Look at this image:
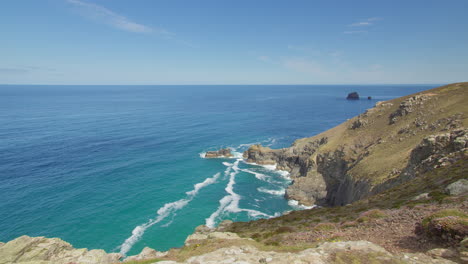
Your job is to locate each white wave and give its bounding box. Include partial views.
[288,199,316,210]
[257,187,286,196]
[199,152,206,158]
[275,169,292,180]
[236,142,260,150]
[235,137,277,150]
[119,172,220,256]
[186,173,220,196]
[231,151,244,159]
[206,159,271,228]
[243,161,292,180]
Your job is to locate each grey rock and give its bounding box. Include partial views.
[125,246,168,262]
[426,248,458,259]
[0,235,122,264]
[446,179,468,196]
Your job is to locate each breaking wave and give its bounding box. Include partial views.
[119,172,221,256]
[205,160,271,228]
[257,187,286,196]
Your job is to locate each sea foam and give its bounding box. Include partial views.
[288,199,316,210]
[257,187,286,196]
[119,172,220,256]
[206,160,271,228]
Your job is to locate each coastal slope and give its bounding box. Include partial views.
[244,82,468,206]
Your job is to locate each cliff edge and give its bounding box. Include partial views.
[244,82,468,206]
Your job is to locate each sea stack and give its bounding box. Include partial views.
[204,148,233,158]
[346,92,360,100]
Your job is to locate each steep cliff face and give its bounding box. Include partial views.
[244,82,468,206]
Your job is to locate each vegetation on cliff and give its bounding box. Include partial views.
[1,83,466,263]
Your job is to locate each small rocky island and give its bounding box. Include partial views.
[204,148,233,158]
[346,92,360,100]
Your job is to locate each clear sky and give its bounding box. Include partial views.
[1,0,467,85]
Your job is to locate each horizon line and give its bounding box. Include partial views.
[0,83,449,86]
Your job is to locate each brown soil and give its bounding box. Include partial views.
[281,200,468,254]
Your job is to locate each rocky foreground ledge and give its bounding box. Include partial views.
[0,231,461,264]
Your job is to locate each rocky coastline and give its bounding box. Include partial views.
[1,83,466,264]
[244,83,467,207]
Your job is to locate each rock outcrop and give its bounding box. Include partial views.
[124,247,168,262]
[446,179,468,196]
[244,83,468,207]
[204,148,233,158]
[346,92,360,100]
[157,241,456,264]
[0,235,122,264]
[184,221,246,246]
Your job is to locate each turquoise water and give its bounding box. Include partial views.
[0,84,438,255]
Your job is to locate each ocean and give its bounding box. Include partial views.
[0,84,438,256]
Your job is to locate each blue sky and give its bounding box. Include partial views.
[1,0,467,84]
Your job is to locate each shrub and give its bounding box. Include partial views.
[419,209,468,244]
[313,223,336,231]
[360,209,386,219]
[274,226,295,234]
[341,221,358,228]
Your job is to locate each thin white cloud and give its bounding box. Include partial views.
[67,0,170,35]
[257,56,272,62]
[348,17,382,27]
[283,58,329,76]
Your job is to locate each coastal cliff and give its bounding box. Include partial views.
[244,82,468,207]
[1,83,466,264]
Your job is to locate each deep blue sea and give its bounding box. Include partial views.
[0,84,438,255]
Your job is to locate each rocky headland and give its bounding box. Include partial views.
[1,83,467,263]
[244,83,467,207]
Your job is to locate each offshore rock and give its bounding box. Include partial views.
[204,148,233,158]
[0,235,122,264]
[346,92,360,100]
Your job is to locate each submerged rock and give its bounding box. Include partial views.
[204,148,233,158]
[347,92,360,100]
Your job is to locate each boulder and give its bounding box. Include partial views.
[204,148,233,158]
[346,92,360,100]
[185,231,242,246]
[446,179,468,196]
[125,246,167,262]
[412,193,430,201]
[426,248,458,259]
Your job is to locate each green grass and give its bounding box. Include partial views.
[421,209,468,228]
[226,157,467,246]
[122,259,163,264]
